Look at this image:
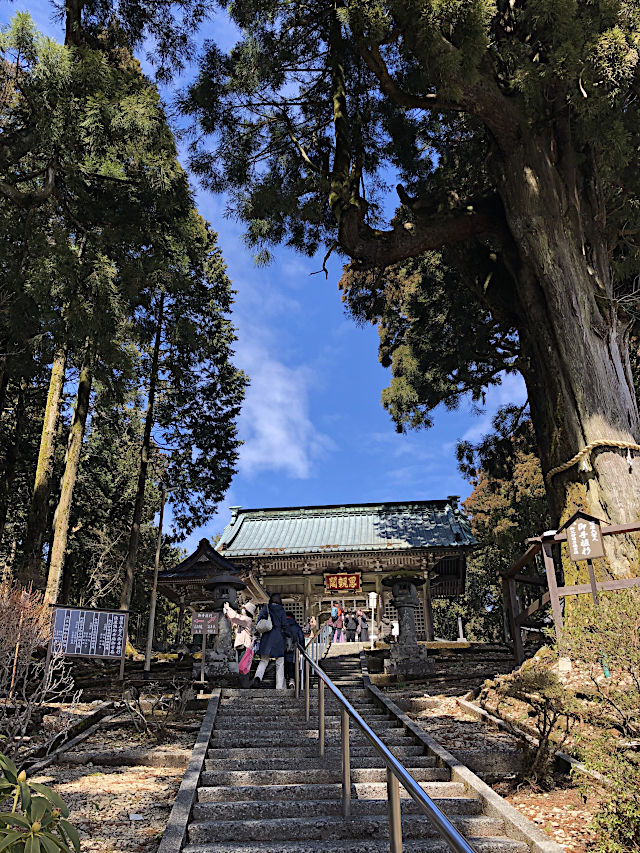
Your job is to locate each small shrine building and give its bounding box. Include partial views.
[216,499,476,640]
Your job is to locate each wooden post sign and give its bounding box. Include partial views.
[190,611,219,684]
[191,612,219,636]
[565,512,605,562]
[48,605,129,680]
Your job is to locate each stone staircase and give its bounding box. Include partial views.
[179,644,532,852]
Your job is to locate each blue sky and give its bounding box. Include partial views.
[3,3,527,550]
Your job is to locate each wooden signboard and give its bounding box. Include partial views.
[565,512,605,562]
[324,572,361,593]
[49,605,128,679]
[191,612,219,636]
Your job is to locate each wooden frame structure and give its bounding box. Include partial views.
[503,520,640,664]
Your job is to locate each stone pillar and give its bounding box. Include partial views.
[391,581,420,648]
[383,574,434,678]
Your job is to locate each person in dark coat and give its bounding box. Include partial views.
[284,611,305,688]
[252,592,290,689]
[356,609,369,643]
[345,611,358,642]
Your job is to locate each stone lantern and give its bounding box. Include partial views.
[200,572,247,679]
[382,571,434,677]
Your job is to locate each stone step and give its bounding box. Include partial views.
[211,718,401,731]
[199,767,450,786]
[209,732,416,748]
[215,707,387,720]
[192,796,482,821]
[205,744,426,760]
[187,814,505,843]
[217,693,365,703]
[183,838,529,853]
[203,755,437,771]
[219,698,379,710]
[196,781,467,803]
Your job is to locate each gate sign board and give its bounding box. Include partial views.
[565,512,605,562]
[324,572,362,593]
[191,612,219,636]
[52,606,126,658]
[48,605,128,680]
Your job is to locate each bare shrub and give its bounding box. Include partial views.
[0,579,75,762]
[493,655,575,787]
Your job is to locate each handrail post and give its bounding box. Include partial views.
[304,658,310,721]
[387,767,403,853]
[318,678,325,757]
[295,646,300,698]
[341,707,351,817]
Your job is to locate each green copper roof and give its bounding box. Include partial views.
[217,500,476,557]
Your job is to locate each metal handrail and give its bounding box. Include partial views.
[296,623,332,698]
[294,643,478,853]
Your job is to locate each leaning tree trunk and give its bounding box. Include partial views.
[45,341,93,605]
[497,136,640,578]
[20,346,67,584]
[119,294,164,612]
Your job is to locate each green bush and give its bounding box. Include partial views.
[0,752,80,852]
[563,591,640,850]
[589,752,640,853]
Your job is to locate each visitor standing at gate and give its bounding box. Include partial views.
[345,611,358,642]
[329,603,345,643]
[356,609,369,642]
[252,593,290,689]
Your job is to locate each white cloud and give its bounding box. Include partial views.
[236,342,334,479]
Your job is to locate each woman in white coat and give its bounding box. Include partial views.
[223,600,256,687]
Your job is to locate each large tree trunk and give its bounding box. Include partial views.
[45,342,93,605]
[0,378,27,549]
[119,295,164,612]
[496,137,640,576]
[20,346,67,584]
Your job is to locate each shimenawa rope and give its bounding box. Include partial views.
[546,439,640,484]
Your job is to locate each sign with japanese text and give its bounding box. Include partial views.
[324,572,362,593]
[51,606,126,659]
[566,513,605,562]
[191,611,219,635]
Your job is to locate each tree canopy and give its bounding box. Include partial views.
[183,0,640,571]
[0,12,245,623]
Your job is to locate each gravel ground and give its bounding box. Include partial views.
[390,691,600,853]
[29,709,200,853]
[32,763,185,853]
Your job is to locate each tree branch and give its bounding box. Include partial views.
[337,197,508,270]
[359,43,462,113]
[283,114,327,176]
[360,37,521,151]
[0,162,55,206]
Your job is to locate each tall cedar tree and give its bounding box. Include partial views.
[183,0,640,575]
[1,16,245,604]
[120,212,246,611]
[0,14,191,590]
